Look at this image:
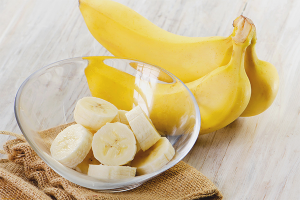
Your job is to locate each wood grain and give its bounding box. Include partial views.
[0,0,299,199]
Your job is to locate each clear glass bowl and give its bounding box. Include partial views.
[14,57,200,192]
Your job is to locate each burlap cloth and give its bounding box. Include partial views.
[0,125,223,200]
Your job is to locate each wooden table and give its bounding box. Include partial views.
[0,0,299,199]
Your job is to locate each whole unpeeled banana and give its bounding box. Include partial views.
[79,0,279,118]
[241,32,279,117]
[80,0,280,134]
[84,16,255,134]
[79,0,233,83]
[152,17,254,134]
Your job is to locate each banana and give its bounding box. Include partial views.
[79,0,233,83]
[88,164,136,179]
[75,149,100,174]
[74,96,118,132]
[131,137,175,175]
[126,106,161,151]
[184,16,253,133]
[241,31,279,117]
[111,110,129,125]
[79,0,279,118]
[92,122,137,166]
[84,16,254,134]
[50,124,93,168]
[135,137,141,153]
[112,116,142,152]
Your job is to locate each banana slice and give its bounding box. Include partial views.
[88,164,136,179]
[131,137,175,175]
[126,106,160,151]
[136,140,141,153]
[92,122,137,166]
[74,97,118,132]
[126,123,141,153]
[75,149,100,174]
[111,110,129,125]
[50,124,93,168]
[125,105,148,122]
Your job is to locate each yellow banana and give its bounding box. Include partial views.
[79,0,279,118]
[152,17,254,134]
[79,0,233,83]
[84,16,254,134]
[241,32,279,117]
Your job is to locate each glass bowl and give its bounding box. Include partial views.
[14,56,200,192]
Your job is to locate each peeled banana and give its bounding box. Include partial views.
[50,124,93,168]
[111,110,129,125]
[131,137,175,175]
[74,96,118,132]
[75,149,100,174]
[88,164,136,179]
[126,106,161,151]
[92,122,137,166]
[50,96,176,178]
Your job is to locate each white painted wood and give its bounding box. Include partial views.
[0,0,299,199]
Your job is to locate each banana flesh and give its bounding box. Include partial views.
[50,124,93,168]
[50,96,176,178]
[92,122,137,166]
[75,149,100,174]
[74,96,118,132]
[131,137,175,175]
[126,106,161,151]
[111,110,129,125]
[88,164,136,179]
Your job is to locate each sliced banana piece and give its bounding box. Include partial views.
[50,124,93,168]
[125,105,148,122]
[131,137,175,175]
[126,124,141,153]
[88,164,136,179]
[126,106,160,151]
[92,122,137,166]
[74,97,118,132]
[136,140,141,153]
[111,110,129,125]
[123,161,132,166]
[75,149,100,174]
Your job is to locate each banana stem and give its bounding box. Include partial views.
[230,43,247,71]
[245,42,260,67]
[232,16,255,45]
[228,15,255,72]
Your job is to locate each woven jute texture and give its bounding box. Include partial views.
[0,125,223,200]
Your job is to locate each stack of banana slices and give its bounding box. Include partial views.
[50,97,175,179]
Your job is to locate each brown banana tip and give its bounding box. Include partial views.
[232,16,255,43]
[233,15,255,28]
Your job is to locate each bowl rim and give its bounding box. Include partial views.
[14,56,201,191]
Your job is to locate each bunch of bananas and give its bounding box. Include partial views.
[79,0,279,134]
